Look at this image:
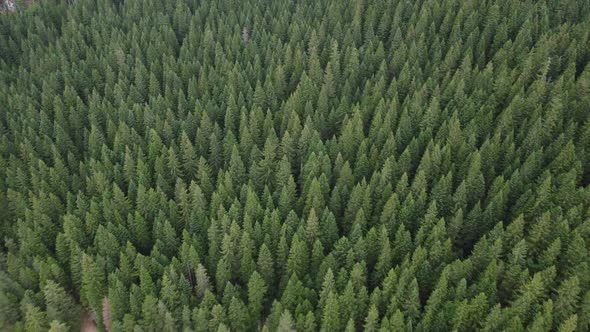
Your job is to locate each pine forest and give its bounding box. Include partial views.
[1,0,590,331]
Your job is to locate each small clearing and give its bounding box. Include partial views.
[80,311,97,332]
[80,298,111,332]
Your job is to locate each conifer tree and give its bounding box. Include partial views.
[44,280,80,329]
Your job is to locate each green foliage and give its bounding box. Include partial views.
[0,0,589,330]
[43,280,80,329]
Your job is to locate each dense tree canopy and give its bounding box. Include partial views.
[1,0,590,330]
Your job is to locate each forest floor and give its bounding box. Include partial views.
[80,298,110,332]
[102,298,111,331]
[80,311,97,332]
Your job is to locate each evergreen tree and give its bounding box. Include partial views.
[43,280,80,329]
[321,292,341,332]
[248,271,268,329]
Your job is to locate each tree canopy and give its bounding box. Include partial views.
[1,0,589,330]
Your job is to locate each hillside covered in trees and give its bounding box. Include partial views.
[1,0,590,331]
